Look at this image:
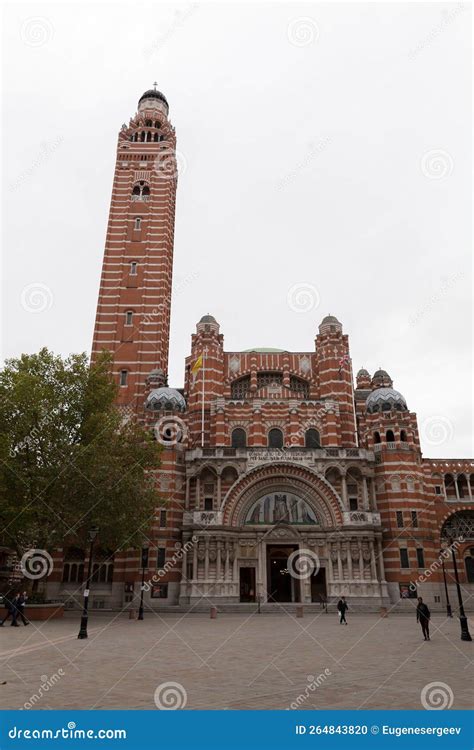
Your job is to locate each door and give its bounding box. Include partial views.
[239,567,256,602]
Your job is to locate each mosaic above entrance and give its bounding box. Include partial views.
[244,492,319,525]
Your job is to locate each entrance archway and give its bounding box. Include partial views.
[266,545,300,603]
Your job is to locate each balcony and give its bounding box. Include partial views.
[186,447,374,463]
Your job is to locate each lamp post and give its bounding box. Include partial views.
[439,550,452,618]
[77,526,99,640]
[138,543,149,621]
[444,536,472,642]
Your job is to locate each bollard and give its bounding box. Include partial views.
[296,605,304,618]
[210,606,217,619]
[379,606,388,618]
[129,609,137,620]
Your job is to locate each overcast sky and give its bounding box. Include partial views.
[2,2,472,459]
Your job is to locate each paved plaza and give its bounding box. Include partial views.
[0,611,472,710]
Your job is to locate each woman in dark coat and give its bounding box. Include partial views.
[416,597,431,640]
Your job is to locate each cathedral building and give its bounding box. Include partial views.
[49,88,473,612]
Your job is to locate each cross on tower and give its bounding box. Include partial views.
[153,81,158,90]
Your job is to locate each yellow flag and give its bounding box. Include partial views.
[191,354,203,374]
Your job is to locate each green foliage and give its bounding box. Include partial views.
[0,348,161,555]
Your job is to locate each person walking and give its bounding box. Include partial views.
[337,596,348,624]
[17,591,29,626]
[416,597,431,641]
[0,592,19,626]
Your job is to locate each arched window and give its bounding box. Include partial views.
[62,548,85,584]
[231,428,247,448]
[145,119,152,127]
[268,428,283,448]
[130,261,137,276]
[373,431,381,444]
[305,428,321,448]
[140,131,145,141]
[465,556,474,583]
[154,121,161,129]
[154,133,159,141]
[134,217,142,230]
[400,429,407,442]
[125,310,133,326]
[142,185,150,199]
[386,429,395,443]
[146,131,152,141]
[231,376,250,399]
[132,185,140,199]
[133,133,138,142]
[92,551,114,584]
[120,370,128,386]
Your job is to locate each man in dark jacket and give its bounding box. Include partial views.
[17,591,29,626]
[337,596,348,624]
[416,597,431,640]
[0,592,19,626]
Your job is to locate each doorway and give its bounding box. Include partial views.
[311,567,327,603]
[266,545,300,602]
[239,567,256,602]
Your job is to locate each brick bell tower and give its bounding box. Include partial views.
[91,85,178,413]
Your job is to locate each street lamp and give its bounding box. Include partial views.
[443,536,472,642]
[138,542,149,621]
[77,526,99,640]
[439,550,452,618]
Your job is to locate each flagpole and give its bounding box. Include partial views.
[201,349,206,447]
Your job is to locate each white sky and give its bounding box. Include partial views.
[2,2,472,458]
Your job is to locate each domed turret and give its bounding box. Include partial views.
[356,368,371,389]
[371,368,393,389]
[138,84,169,115]
[196,314,220,334]
[146,368,167,388]
[145,387,186,412]
[366,387,407,414]
[318,314,343,335]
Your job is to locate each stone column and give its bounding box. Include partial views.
[347,540,353,581]
[185,477,190,510]
[193,537,198,585]
[195,476,200,510]
[327,542,334,587]
[341,474,348,510]
[370,540,377,581]
[377,537,387,581]
[362,477,369,509]
[358,539,364,580]
[204,537,209,582]
[225,542,230,581]
[370,478,377,510]
[216,540,222,582]
[217,473,222,507]
[337,543,343,581]
[454,476,460,500]
[468,476,473,501]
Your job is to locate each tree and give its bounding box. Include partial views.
[0,348,161,568]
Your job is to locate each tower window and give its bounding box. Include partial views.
[400,429,407,442]
[305,428,321,448]
[231,428,247,448]
[386,429,395,443]
[125,311,133,326]
[204,498,213,511]
[396,511,404,528]
[159,510,167,528]
[157,547,166,569]
[416,548,425,568]
[268,428,283,449]
[373,431,381,444]
[349,497,358,511]
[411,510,418,528]
[134,218,142,230]
[399,548,410,569]
[130,262,137,276]
[120,370,128,386]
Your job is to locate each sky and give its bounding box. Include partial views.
[2,1,472,459]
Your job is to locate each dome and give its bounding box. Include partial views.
[199,314,217,324]
[357,368,370,377]
[366,387,407,414]
[318,314,343,335]
[138,88,169,108]
[145,387,186,412]
[373,369,390,379]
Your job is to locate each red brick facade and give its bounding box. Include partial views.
[47,89,474,612]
